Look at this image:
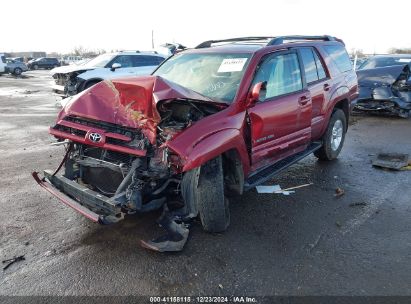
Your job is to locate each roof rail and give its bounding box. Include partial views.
[119,50,141,53]
[195,37,275,49]
[267,35,343,45]
[195,35,344,49]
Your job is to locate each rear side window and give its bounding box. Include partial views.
[253,52,302,100]
[132,55,165,67]
[324,45,352,72]
[300,48,327,84]
[313,51,326,79]
[300,48,319,83]
[1,56,5,63]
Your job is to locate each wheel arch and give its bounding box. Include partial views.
[175,128,251,177]
[80,78,103,92]
[333,98,349,130]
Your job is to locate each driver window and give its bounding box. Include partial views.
[253,53,302,102]
[112,55,133,68]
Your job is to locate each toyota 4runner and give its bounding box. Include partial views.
[33,35,358,252]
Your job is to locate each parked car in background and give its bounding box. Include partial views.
[27,57,60,70]
[5,58,28,75]
[34,35,358,252]
[60,56,83,66]
[355,54,411,117]
[358,54,411,70]
[51,51,166,96]
[0,54,6,74]
[11,57,24,63]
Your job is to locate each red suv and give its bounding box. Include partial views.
[33,36,358,252]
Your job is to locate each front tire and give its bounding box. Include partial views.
[196,156,230,233]
[314,109,347,161]
[13,68,22,75]
[32,64,38,70]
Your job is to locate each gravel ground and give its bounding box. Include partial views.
[0,71,411,297]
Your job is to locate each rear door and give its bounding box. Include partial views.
[248,50,312,170]
[297,47,330,139]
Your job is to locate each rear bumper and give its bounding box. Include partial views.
[32,171,123,224]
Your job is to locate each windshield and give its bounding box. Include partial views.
[359,56,411,70]
[153,53,252,103]
[85,53,115,68]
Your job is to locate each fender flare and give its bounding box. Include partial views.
[80,78,103,91]
[178,128,250,175]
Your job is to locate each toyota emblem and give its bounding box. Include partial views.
[88,132,102,143]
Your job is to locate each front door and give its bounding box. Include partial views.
[247,51,312,170]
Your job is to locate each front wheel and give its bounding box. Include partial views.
[196,156,230,233]
[13,68,22,75]
[32,64,38,70]
[314,109,347,161]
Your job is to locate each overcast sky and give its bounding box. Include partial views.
[2,0,409,54]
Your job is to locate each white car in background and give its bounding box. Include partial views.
[0,54,6,74]
[51,51,167,96]
[60,55,83,66]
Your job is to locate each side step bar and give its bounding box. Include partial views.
[244,142,322,190]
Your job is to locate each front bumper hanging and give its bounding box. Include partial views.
[32,171,124,224]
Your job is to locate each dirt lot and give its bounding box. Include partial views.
[1,71,411,297]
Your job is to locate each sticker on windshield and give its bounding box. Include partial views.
[398,59,411,63]
[217,58,248,73]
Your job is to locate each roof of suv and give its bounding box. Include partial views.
[187,35,344,54]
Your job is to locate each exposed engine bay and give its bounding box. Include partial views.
[59,99,222,216]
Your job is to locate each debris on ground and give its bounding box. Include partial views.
[349,202,368,207]
[218,284,224,289]
[44,249,56,257]
[372,153,409,170]
[2,255,25,270]
[256,183,312,195]
[401,160,411,171]
[308,233,323,250]
[256,185,282,193]
[335,221,342,228]
[23,90,40,95]
[335,187,345,197]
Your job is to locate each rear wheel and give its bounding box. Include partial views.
[314,109,347,161]
[196,156,230,233]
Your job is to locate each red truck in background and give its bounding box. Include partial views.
[33,36,358,252]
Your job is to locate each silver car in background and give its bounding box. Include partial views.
[6,58,29,75]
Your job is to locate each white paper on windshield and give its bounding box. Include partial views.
[398,59,411,63]
[218,58,248,73]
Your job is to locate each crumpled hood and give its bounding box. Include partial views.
[51,64,94,75]
[357,64,409,87]
[57,76,213,144]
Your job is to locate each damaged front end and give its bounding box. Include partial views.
[34,76,225,225]
[52,69,89,96]
[355,65,411,117]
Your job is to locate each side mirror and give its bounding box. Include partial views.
[246,82,264,107]
[111,63,121,71]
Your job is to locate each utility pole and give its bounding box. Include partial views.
[151,30,154,49]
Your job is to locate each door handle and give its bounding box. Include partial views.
[324,83,331,91]
[298,96,310,106]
